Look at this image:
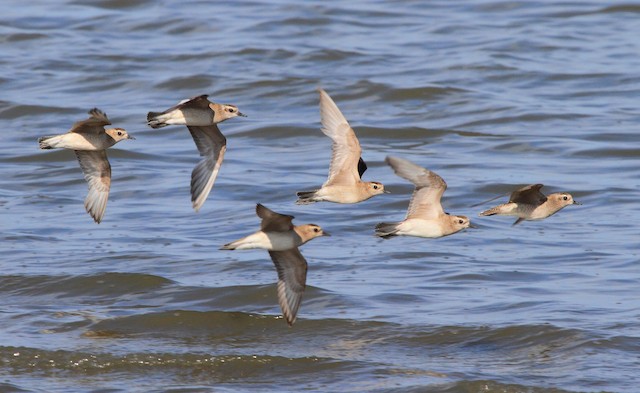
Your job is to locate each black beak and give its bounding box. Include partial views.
[573,200,581,205]
[322,231,331,237]
[238,112,247,117]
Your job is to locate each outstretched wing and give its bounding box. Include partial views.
[70,108,111,135]
[188,125,226,211]
[385,156,447,220]
[162,95,211,114]
[510,184,546,206]
[75,150,111,223]
[318,89,362,186]
[256,204,294,232]
[268,248,308,326]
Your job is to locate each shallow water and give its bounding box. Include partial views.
[1,1,639,392]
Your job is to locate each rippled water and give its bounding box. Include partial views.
[1,1,639,392]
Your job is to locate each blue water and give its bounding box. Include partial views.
[1,1,639,392]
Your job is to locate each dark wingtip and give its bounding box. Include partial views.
[283,310,298,326]
[256,203,283,219]
[357,157,368,178]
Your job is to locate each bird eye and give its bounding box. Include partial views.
[313,228,319,233]
[228,108,235,113]
[458,220,464,224]
[373,185,379,190]
[117,131,122,136]
[563,196,568,201]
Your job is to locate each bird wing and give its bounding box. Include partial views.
[160,94,211,115]
[256,204,294,232]
[268,248,308,326]
[385,156,447,220]
[75,150,111,223]
[187,125,227,211]
[318,89,362,186]
[70,108,111,135]
[510,184,546,206]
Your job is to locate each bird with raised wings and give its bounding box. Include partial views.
[296,89,386,204]
[375,156,471,238]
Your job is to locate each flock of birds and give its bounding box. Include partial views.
[38,89,580,325]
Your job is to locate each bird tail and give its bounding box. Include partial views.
[220,240,239,250]
[220,236,250,250]
[479,205,503,216]
[375,222,400,238]
[147,111,169,128]
[295,190,318,205]
[38,135,59,149]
